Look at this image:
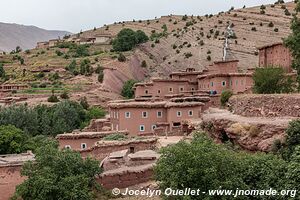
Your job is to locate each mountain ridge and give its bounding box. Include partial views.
[0,22,71,52]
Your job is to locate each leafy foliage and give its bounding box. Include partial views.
[0,125,25,154]
[253,67,296,94]
[155,132,288,200]
[14,143,101,200]
[121,79,138,99]
[103,133,128,141]
[284,1,300,89]
[112,28,149,51]
[220,90,233,106]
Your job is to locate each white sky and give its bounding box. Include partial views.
[0,0,292,33]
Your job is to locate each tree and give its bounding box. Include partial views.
[253,67,296,94]
[284,1,300,89]
[155,132,288,200]
[118,53,126,62]
[135,30,149,43]
[14,144,101,200]
[0,63,6,78]
[220,90,233,106]
[121,79,138,99]
[112,29,148,52]
[0,125,25,154]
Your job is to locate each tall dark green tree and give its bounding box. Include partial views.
[284,1,300,89]
[112,29,148,52]
[0,63,6,79]
[121,79,138,99]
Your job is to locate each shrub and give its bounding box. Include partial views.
[253,67,296,94]
[60,91,69,99]
[141,60,147,68]
[79,97,89,109]
[274,28,279,32]
[118,53,126,62]
[121,80,138,99]
[268,22,274,27]
[251,27,257,31]
[48,95,59,103]
[98,71,104,83]
[207,55,211,61]
[55,50,63,56]
[220,90,233,106]
[184,52,193,59]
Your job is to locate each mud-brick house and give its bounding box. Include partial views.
[36,41,49,49]
[48,39,60,47]
[56,130,129,150]
[197,60,254,95]
[258,42,293,73]
[108,97,208,136]
[94,33,112,44]
[0,151,35,200]
[134,78,198,99]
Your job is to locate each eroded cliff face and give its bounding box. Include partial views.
[200,108,292,152]
[198,94,300,152]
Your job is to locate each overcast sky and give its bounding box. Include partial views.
[1,0,291,33]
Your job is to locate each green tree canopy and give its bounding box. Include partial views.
[0,63,6,79]
[121,79,138,99]
[0,125,25,154]
[14,144,101,200]
[253,67,296,94]
[155,132,288,200]
[112,29,149,52]
[284,1,300,88]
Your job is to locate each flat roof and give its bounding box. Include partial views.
[257,42,284,50]
[0,151,34,167]
[197,72,253,79]
[56,130,129,139]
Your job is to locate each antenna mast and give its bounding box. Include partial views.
[223,25,234,61]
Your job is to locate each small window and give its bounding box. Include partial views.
[169,87,173,92]
[65,145,71,149]
[81,143,87,149]
[177,111,182,117]
[191,88,195,91]
[157,90,161,94]
[188,110,193,116]
[111,124,114,130]
[139,125,145,132]
[116,112,119,119]
[113,112,116,118]
[211,82,214,87]
[142,111,148,118]
[116,124,119,131]
[173,122,181,127]
[157,111,162,118]
[145,90,149,94]
[179,87,184,92]
[152,125,157,131]
[129,147,135,154]
[230,80,233,86]
[222,81,226,87]
[125,112,131,118]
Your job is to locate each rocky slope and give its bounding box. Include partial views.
[0,22,70,51]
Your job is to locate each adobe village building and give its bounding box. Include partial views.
[258,42,293,73]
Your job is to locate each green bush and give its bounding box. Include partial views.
[121,79,138,99]
[220,90,233,106]
[60,91,69,99]
[253,67,296,94]
[48,95,59,103]
[118,53,126,62]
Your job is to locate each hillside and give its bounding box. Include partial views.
[0,1,296,107]
[0,22,70,51]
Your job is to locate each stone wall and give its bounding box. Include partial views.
[80,138,158,161]
[97,164,154,189]
[229,94,300,117]
[0,165,24,200]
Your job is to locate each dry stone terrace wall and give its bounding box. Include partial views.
[97,164,154,189]
[80,138,158,161]
[229,94,300,118]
